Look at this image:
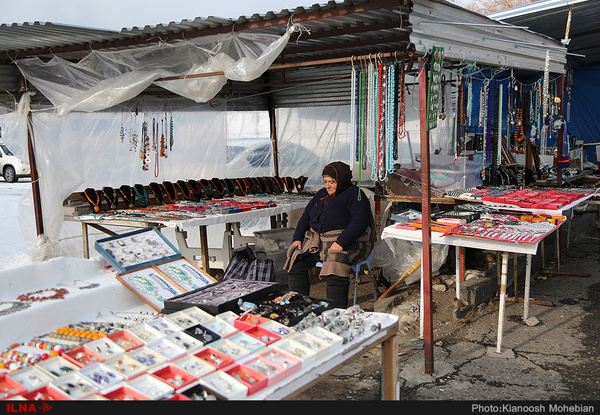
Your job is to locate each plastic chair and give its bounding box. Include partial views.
[316,250,379,305]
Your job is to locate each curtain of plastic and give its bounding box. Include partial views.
[15,26,297,116]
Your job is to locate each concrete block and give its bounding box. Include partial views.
[459,275,497,307]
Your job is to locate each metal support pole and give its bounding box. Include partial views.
[495,252,509,354]
[523,254,532,321]
[418,58,434,375]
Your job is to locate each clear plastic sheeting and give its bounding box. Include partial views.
[16,26,299,115]
[373,239,449,285]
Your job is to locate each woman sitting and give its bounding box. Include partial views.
[284,161,374,309]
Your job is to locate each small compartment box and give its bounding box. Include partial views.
[125,324,164,345]
[184,324,221,345]
[224,364,268,395]
[271,338,318,367]
[303,326,344,352]
[23,384,72,401]
[7,366,55,392]
[146,317,182,336]
[63,345,104,368]
[173,355,216,379]
[126,373,174,400]
[179,306,214,325]
[146,338,187,362]
[164,310,201,330]
[233,314,270,331]
[79,362,126,394]
[259,320,294,338]
[208,339,252,361]
[244,326,281,346]
[288,332,331,360]
[226,332,267,354]
[151,364,197,392]
[0,373,27,399]
[202,317,239,339]
[194,348,235,370]
[107,329,144,351]
[258,347,302,378]
[85,337,126,360]
[52,372,99,399]
[35,355,80,378]
[103,385,150,401]
[127,347,169,372]
[244,355,287,387]
[105,354,148,380]
[198,371,248,400]
[163,280,279,315]
[166,331,205,354]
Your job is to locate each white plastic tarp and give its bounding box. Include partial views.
[16,26,299,115]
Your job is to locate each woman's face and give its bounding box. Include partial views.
[323,175,337,196]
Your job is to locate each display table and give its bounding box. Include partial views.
[381,221,559,354]
[0,257,399,401]
[66,194,311,271]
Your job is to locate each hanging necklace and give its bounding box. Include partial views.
[149,182,165,205]
[176,180,191,200]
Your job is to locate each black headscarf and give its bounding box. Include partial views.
[322,161,353,206]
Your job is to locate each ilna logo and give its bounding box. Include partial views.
[5,403,52,413]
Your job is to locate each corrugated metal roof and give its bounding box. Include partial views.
[488,0,600,68]
[0,0,568,108]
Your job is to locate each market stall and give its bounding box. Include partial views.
[0,0,581,393]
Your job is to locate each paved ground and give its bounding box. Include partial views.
[292,205,600,404]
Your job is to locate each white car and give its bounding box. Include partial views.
[0,143,30,182]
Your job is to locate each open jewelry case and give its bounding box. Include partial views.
[162,280,280,315]
[96,228,217,312]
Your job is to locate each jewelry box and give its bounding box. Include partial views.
[198,370,248,400]
[78,362,126,394]
[173,355,216,379]
[8,365,56,392]
[224,363,268,395]
[52,372,99,399]
[35,355,80,379]
[102,385,150,401]
[0,373,27,399]
[163,279,280,315]
[270,338,318,368]
[151,364,197,393]
[257,347,302,382]
[22,384,72,401]
[104,354,147,380]
[96,228,216,312]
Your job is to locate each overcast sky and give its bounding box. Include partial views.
[1,0,469,31]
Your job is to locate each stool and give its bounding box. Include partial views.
[316,251,379,305]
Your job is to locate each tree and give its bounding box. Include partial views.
[464,0,538,15]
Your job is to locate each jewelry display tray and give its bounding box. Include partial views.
[95,228,181,273]
[163,280,280,315]
[97,227,217,312]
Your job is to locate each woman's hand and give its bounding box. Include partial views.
[291,240,302,250]
[329,242,343,252]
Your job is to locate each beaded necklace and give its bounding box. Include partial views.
[17,287,69,302]
[133,184,149,207]
[120,185,135,208]
[83,188,102,213]
[397,58,406,142]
